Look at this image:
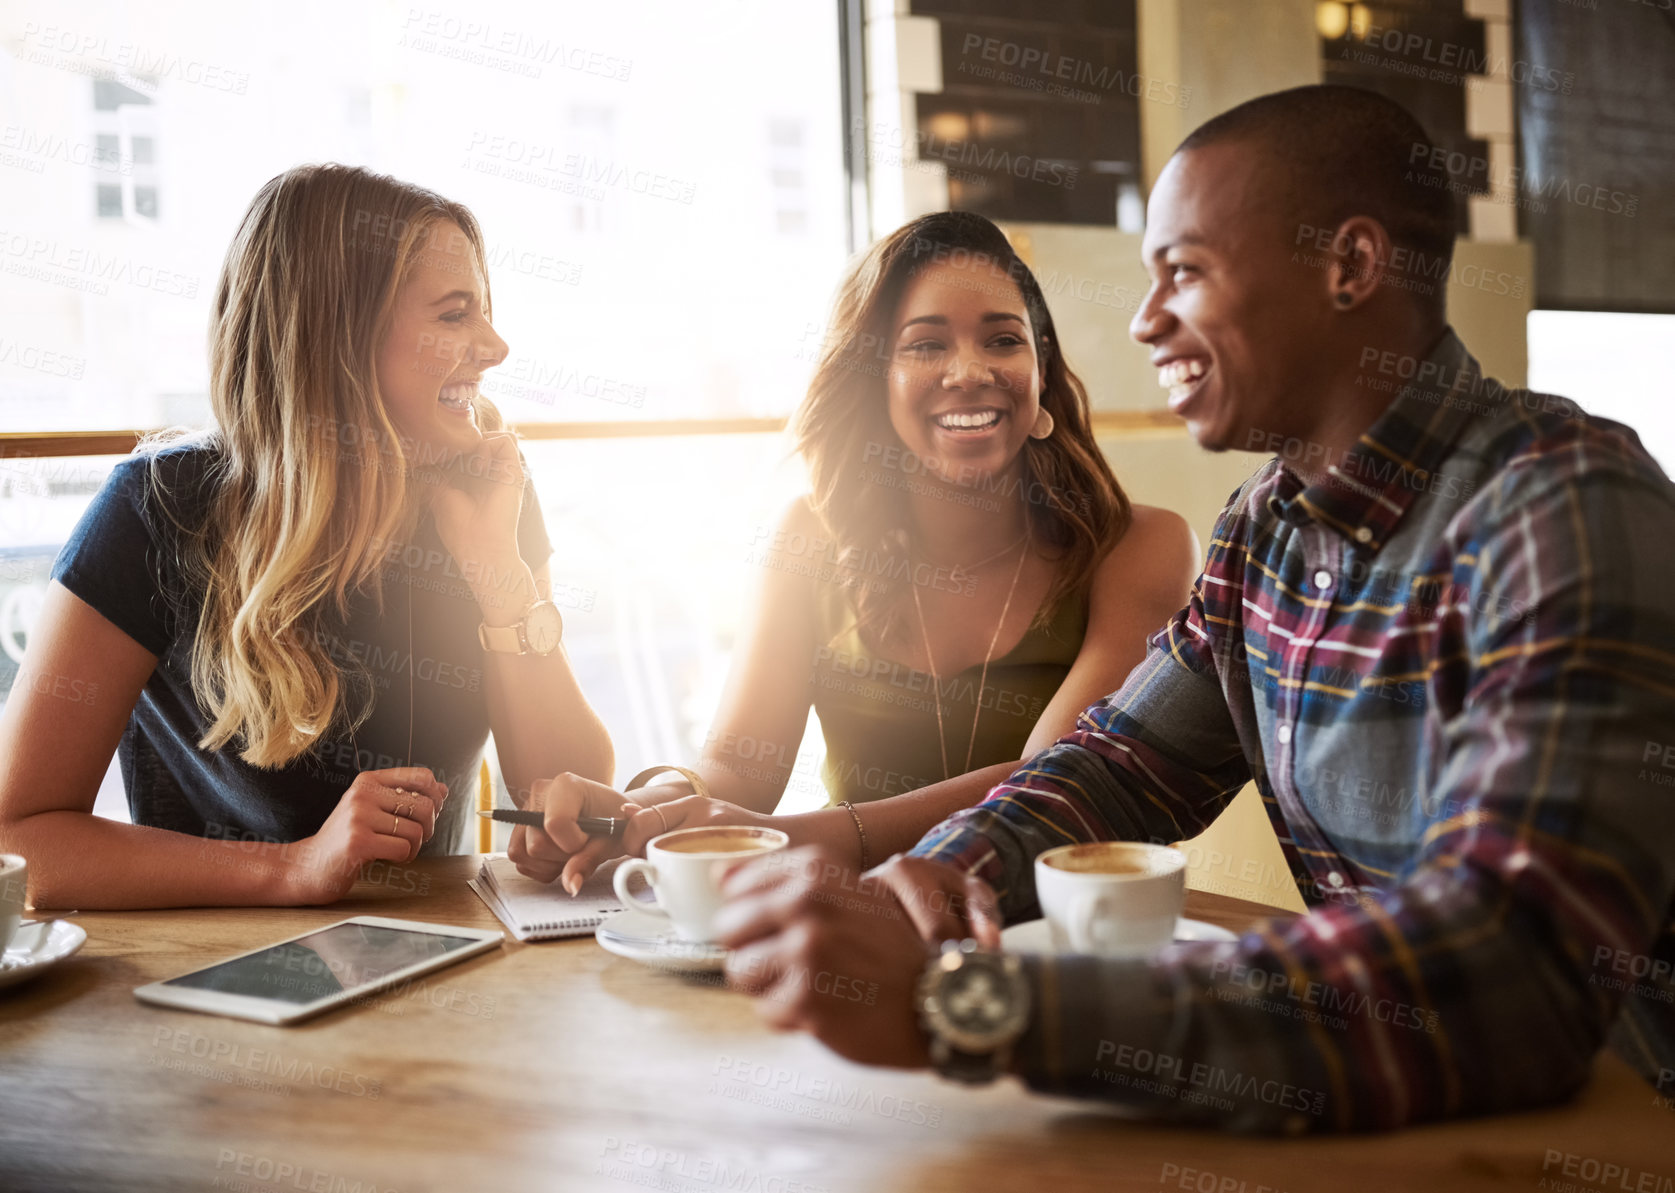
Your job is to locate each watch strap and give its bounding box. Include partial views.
[479,600,564,656]
[929,1037,1017,1086]
[478,620,527,654]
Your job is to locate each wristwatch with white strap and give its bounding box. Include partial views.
[478,600,564,657]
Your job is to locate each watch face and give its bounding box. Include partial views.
[921,950,1029,1057]
[525,603,563,654]
[942,966,1014,1035]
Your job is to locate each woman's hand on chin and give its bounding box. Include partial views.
[430,430,533,620]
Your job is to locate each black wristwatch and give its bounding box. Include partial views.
[916,939,1032,1085]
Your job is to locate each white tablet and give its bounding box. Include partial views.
[134,915,504,1025]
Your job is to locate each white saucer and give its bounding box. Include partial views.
[0,920,87,989]
[1000,916,1236,955]
[595,908,728,973]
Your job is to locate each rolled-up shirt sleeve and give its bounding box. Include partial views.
[970,459,1675,1132]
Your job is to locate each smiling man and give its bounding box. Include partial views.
[714,85,1675,1132]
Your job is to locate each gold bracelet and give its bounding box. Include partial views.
[838,800,870,871]
[625,765,711,801]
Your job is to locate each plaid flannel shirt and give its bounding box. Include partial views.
[909,330,1675,1131]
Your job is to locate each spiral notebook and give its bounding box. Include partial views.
[467,853,625,941]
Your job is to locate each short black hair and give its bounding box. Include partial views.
[1178,85,1458,314]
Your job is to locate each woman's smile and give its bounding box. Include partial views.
[930,405,1007,441]
[438,377,480,419]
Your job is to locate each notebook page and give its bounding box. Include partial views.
[471,853,625,940]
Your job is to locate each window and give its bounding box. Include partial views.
[1317,1,1489,234]
[1516,0,1675,311]
[1526,311,1675,473]
[91,77,160,222]
[909,0,1143,226]
[0,0,849,809]
[769,119,811,235]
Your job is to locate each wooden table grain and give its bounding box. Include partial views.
[1,857,1669,1193]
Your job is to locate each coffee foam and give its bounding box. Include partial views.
[657,830,780,855]
[1040,843,1181,876]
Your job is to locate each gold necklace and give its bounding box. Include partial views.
[909,530,1031,781]
[403,583,414,761]
[924,529,1029,590]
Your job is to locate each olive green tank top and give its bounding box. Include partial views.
[809,582,1089,806]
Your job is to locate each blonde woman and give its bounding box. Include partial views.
[513,211,1197,892]
[0,164,612,909]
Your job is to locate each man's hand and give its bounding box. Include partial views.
[862,853,1004,947]
[711,846,1000,1068]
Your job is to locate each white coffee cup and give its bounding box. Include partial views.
[1034,842,1185,957]
[0,854,27,953]
[613,826,790,944]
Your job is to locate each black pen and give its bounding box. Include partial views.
[476,809,624,836]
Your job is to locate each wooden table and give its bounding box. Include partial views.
[2,858,1669,1192]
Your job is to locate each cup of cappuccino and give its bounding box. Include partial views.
[1034,842,1185,957]
[612,826,790,943]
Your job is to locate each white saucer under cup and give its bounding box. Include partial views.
[594,908,728,973]
[0,920,88,989]
[0,854,91,990]
[1000,915,1235,955]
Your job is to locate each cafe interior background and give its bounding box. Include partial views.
[1,0,1671,915]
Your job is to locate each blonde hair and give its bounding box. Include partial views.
[792,211,1129,644]
[147,163,504,768]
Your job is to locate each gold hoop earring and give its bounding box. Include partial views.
[1029,408,1055,440]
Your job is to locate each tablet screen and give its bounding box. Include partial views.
[162,922,483,1004]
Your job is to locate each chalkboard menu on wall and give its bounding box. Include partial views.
[910,0,1146,225]
[1317,0,1491,234]
[1516,0,1675,312]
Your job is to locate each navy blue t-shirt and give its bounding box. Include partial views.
[51,443,552,852]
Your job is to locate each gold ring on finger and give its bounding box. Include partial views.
[651,804,669,834]
[391,812,401,835]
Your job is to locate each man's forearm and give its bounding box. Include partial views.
[907,619,1254,919]
[1003,838,1641,1132]
[911,720,1249,920]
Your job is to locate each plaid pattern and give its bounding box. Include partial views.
[910,331,1675,1131]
